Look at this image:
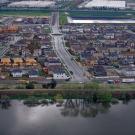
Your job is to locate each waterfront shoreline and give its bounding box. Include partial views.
[0,88,135,95]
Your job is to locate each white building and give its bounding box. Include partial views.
[83,0,126,9]
[28,70,39,78]
[53,73,70,80]
[121,68,135,77]
[8,1,55,8]
[11,69,25,78]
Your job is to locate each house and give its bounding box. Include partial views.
[0,58,11,66]
[33,49,41,57]
[12,58,24,66]
[47,52,57,58]
[53,68,70,80]
[28,69,39,78]
[47,65,70,80]
[47,58,61,66]
[93,65,107,76]
[77,28,84,33]
[70,45,84,54]
[121,68,135,77]
[98,57,111,65]
[62,27,70,33]
[10,69,24,77]
[104,33,114,39]
[53,71,70,80]
[25,58,37,66]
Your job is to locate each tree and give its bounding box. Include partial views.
[26,82,34,89]
[27,35,40,54]
[98,92,112,103]
[50,79,57,89]
[42,79,57,89]
[84,82,99,90]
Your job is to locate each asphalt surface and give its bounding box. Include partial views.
[51,12,89,82]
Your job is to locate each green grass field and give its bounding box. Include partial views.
[69,10,135,19]
[0,11,51,16]
[57,82,135,91]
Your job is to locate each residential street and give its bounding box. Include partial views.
[51,12,88,82]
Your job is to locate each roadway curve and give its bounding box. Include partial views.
[51,12,88,82]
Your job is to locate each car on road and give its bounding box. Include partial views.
[65,76,71,81]
[70,71,73,75]
[71,57,74,61]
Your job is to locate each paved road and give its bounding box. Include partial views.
[51,12,88,82]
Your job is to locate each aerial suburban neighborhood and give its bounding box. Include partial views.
[0,16,71,86]
[1,15,135,88]
[1,0,135,135]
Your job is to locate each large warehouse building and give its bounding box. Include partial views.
[8,1,55,8]
[83,0,126,9]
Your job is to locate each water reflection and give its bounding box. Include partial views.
[0,97,131,118]
[0,95,11,109]
[0,99,135,135]
[0,98,113,118]
[60,99,111,118]
[1,102,11,109]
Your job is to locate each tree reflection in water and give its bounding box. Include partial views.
[1,102,11,109]
[0,95,11,110]
[60,99,111,118]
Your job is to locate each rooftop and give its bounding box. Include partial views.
[84,0,126,8]
[8,1,55,8]
[13,58,23,63]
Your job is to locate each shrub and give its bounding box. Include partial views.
[84,82,99,90]
[25,82,34,89]
[98,92,112,103]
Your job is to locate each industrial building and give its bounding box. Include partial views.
[82,0,126,9]
[8,1,55,8]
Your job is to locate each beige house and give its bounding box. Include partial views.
[0,58,11,66]
[25,58,37,66]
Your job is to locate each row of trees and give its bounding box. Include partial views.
[25,79,57,89]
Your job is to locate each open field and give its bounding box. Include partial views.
[69,10,135,19]
[0,11,51,16]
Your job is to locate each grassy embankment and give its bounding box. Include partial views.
[0,11,51,17]
[0,82,134,103]
[0,82,135,91]
[58,82,135,91]
[0,86,132,104]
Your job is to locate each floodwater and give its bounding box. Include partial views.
[0,100,135,135]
